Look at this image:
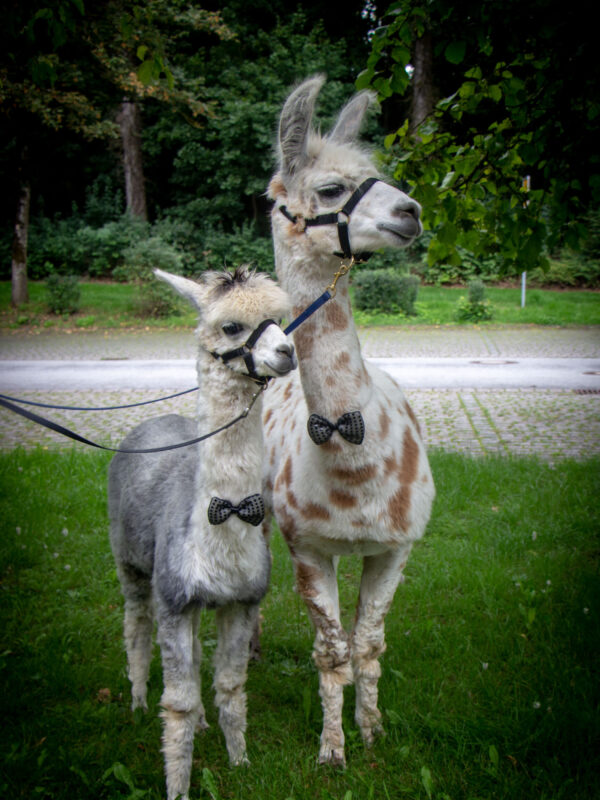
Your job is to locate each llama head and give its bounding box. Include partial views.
[268,75,422,266]
[154,268,296,378]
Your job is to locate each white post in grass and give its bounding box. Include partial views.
[521,271,527,308]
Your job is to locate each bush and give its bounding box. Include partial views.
[455,279,493,322]
[116,237,185,317]
[200,223,275,275]
[529,252,600,287]
[416,245,501,285]
[353,269,419,315]
[45,273,81,315]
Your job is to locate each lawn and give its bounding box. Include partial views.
[1,448,598,799]
[1,280,599,331]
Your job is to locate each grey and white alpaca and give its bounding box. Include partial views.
[108,267,295,800]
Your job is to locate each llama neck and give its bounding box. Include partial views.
[195,353,264,499]
[278,248,372,419]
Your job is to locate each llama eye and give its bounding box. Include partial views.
[222,322,244,336]
[317,184,345,200]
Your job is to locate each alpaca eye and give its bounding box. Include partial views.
[317,184,345,200]
[222,322,244,336]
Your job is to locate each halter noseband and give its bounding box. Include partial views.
[278,177,380,261]
[211,318,278,385]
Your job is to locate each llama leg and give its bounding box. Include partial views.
[293,549,352,767]
[352,544,412,747]
[117,564,153,711]
[157,606,202,800]
[213,602,258,766]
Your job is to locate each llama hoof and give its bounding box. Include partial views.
[318,746,346,768]
[232,753,250,767]
[360,722,386,748]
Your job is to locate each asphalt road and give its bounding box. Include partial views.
[1,355,600,391]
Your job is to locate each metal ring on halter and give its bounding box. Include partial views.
[278,177,380,260]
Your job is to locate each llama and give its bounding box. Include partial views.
[108,267,295,800]
[262,76,436,766]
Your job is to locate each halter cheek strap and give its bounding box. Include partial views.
[211,318,278,384]
[278,177,380,261]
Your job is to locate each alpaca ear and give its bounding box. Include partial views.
[329,90,376,144]
[153,269,207,311]
[278,75,325,177]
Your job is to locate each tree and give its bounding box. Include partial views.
[358,0,600,274]
[0,0,228,302]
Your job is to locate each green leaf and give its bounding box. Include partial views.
[136,45,148,62]
[421,766,434,799]
[137,60,156,85]
[445,40,466,64]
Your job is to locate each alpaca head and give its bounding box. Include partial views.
[268,75,422,267]
[154,267,296,379]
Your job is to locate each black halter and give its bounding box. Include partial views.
[211,318,278,385]
[278,177,380,261]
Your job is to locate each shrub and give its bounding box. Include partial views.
[200,223,275,275]
[45,273,81,315]
[353,269,419,315]
[455,279,493,322]
[116,237,185,317]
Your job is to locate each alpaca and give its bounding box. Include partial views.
[262,76,435,766]
[108,267,295,800]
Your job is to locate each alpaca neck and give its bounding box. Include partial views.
[194,352,264,500]
[277,246,372,420]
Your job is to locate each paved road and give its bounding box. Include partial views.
[1,356,600,391]
[1,326,599,461]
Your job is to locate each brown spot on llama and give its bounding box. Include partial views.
[331,464,377,486]
[379,408,391,440]
[301,503,331,521]
[324,302,349,331]
[329,489,358,509]
[404,400,422,438]
[387,427,419,532]
[294,324,315,361]
[264,408,273,425]
[294,561,322,599]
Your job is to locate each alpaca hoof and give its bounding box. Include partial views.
[196,715,210,733]
[131,695,148,713]
[318,746,346,768]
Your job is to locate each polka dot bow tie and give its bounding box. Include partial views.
[307,411,365,446]
[207,494,265,527]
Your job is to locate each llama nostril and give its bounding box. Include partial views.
[392,201,420,221]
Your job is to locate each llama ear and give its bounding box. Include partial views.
[329,90,376,144]
[278,75,325,178]
[153,269,207,311]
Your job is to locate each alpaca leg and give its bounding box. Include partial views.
[213,602,258,766]
[293,549,352,767]
[352,544,412,747]
[157,606,202,800]
[191,607,209,732]
[117,564,153,711]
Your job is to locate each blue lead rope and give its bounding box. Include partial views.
[283,290,332,336]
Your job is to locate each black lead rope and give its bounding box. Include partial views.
[0,387,266,454]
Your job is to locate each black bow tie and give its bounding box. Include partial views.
[307,411,365,446]
[207,494,265,527]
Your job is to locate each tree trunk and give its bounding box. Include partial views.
[117,99,148,220]
[410,31,435,134]
[11,175,31,307]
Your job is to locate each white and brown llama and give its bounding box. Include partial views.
[108,267,295,800]
[262,76,435,766]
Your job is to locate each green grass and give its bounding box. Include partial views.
[1,280,599,331]
[353,286,600,327]
[1,448,599,799]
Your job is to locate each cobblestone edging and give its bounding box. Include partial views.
[1,326,599,461]
[1,387,598,462]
